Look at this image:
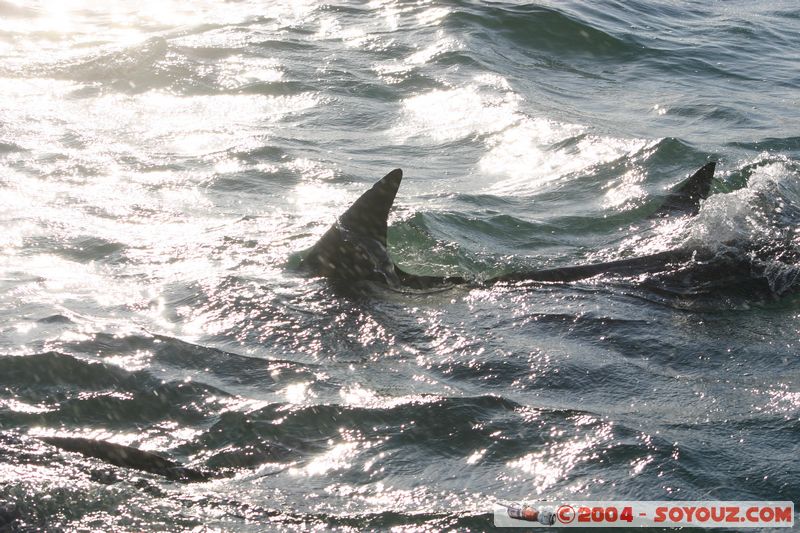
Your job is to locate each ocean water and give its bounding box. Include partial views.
[1,0,799,530]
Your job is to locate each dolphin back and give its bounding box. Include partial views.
[38,436,213,482]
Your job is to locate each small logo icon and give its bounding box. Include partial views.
[557,504,576,524]
[506,504,556,525]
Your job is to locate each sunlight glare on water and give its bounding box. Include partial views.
[399,78,519,143]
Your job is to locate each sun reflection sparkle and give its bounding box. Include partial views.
[508,417,613,492]
[291,441,363,477]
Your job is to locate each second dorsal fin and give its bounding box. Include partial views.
[652,161,716,217]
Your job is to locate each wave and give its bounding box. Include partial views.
[0,141,24,153]
[729,136,800,155]
[0,0,36,18]
[198,395,603,470]
[445,2,648,61]
[0,351,230,428]
[36,36,315,97]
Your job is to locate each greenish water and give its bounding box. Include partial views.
[0,1,798,530]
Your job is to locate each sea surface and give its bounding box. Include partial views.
[1,0,799,531]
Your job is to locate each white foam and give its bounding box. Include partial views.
[398,83,519,143]
[483,122,648,195]
[685,161,798,248]
[397,74,648,195]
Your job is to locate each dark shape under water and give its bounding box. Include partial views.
[38,436,214,482]
[0,503,21,530]
[298,164,719,289]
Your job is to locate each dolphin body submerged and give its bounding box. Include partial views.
[37,435,214,482]
[28,164,787,487]
[298,163,718,289]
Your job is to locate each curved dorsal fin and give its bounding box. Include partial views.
[338,168,402,246]
[652,161,716,217]
[299,169,403,279]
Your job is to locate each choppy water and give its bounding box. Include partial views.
[1,1,799,530]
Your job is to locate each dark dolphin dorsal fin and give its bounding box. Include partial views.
[338,168,402,246]
[298,169,403,279]
[652,161,716,217]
